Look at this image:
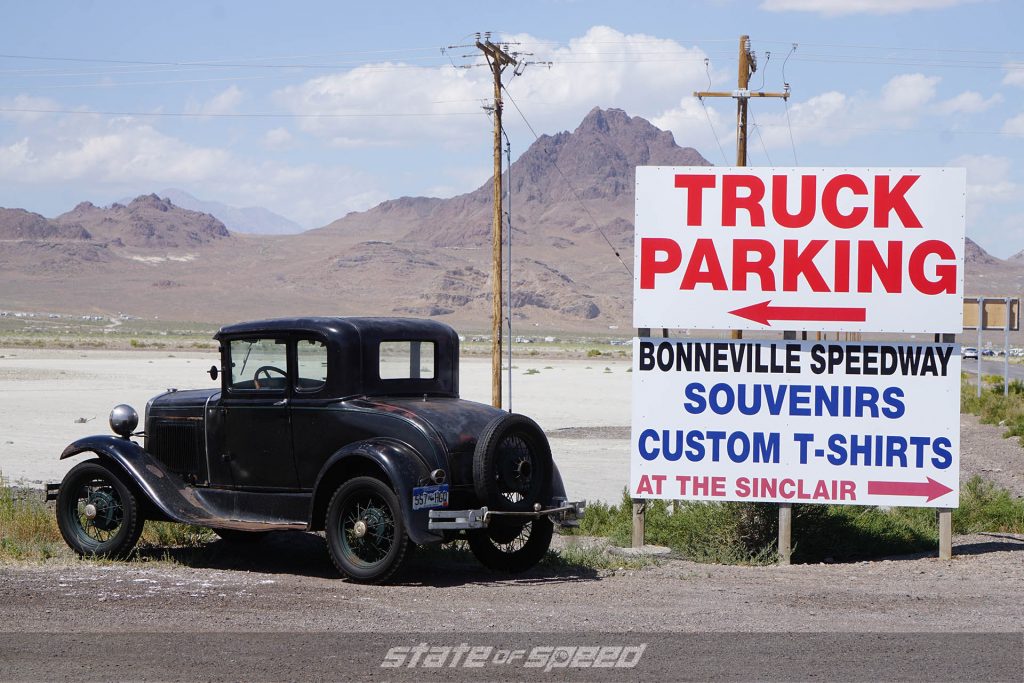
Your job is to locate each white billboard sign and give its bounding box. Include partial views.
[633,167,966,333]
[630,338,960,508]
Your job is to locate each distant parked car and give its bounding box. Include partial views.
[963,347,979,360]
[49,317,583,583]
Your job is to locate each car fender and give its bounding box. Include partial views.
[309,437,442,545]
[60,435,222,527]
[550,462,568,503]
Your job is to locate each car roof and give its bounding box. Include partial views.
[214,316,461,397]
[214,316,456,343]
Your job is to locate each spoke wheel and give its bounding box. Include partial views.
[473,414,553,513]
[468,517,553,573]
[325,476,411,583]
[56,460,142,559]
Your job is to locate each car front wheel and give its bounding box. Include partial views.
[467,517,553,573]
[56,459,143,559]
[325,476,411,583]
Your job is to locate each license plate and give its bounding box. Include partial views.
[412,484,449,510]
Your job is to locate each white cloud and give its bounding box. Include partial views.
[262,127,293,150]
[652,98,734,164]
[880,74,939,112]
[949,154,1010,184]
[185,85,243,116]
[0,112,379,227]
[685,73,1000,155]
[949,154,1018,202]
[0,138,33,175]
[760,0,978,15]
[947,154,1021,254]
[273,60,487,147]
[1003,112,1024,136]
[1002,63,1024,87]
[0,94,66,123]
[273,26,713,148]
[937,91,1002,115]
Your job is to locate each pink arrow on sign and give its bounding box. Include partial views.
[867,477,953,503]
[729,300,867,327]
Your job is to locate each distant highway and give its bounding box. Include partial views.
[960,357,1024,381]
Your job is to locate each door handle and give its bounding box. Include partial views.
[273,399,288,406]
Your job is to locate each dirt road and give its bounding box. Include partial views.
[1,528,1022,681]
[3,351,1023,680]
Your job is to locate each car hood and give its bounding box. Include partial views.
[149,388,220,411]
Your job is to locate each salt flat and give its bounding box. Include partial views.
[0,349,631,503]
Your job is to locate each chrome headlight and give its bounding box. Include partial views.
[109,404,139,437]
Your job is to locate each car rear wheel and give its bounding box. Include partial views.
[325,476,411,583]
[472,413,553,512]
[467,517,553,573]
[56,459,143,559]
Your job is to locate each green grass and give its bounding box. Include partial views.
[577,481,1024,565]
[961,373,1024,446]
[0,478,65,560]
[0,473,215,563]
[5,471,1021,568]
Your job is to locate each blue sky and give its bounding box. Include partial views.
[2,0,1023,255]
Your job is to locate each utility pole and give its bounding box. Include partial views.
[694,34,794,566]
[694,34,790,340]
[476,34,517,409]
[694,35,790,166]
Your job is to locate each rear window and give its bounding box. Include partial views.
[379,341,435,380]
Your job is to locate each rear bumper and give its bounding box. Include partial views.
[427,499,585,531]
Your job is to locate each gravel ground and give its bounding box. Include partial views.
[961,413,1024,498]
[1,414,1022,680]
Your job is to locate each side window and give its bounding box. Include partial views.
[229,338,287,391]
[379,340,435,380]
[296,338,328,391]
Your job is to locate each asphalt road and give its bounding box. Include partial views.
[959,356,1024,381]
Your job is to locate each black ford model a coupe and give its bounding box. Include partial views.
[49,317,582,582]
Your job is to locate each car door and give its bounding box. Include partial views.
[220,336,300,489]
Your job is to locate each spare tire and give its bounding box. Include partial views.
[472,413,552,512]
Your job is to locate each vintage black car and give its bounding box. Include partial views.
[49,317,582,582]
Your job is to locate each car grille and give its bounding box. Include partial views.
[147,419,204,477]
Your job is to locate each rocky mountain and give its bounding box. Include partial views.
[966,237,1001,266]
[53,195,230,249]
[290,107,709,322]
[157,188,305,235]
[0,108,1021,331]
[0,208,90,241]
[318,107,708,249]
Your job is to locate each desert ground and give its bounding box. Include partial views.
[2,348,1023,681]
[0,348,632,502]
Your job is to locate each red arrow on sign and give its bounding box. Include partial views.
[729,300,867,326]
[867,477,953,502]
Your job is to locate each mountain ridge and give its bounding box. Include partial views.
[0,107,1019,330]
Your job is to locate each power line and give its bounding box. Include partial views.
[698,58,730,164]
[782,44,799,165]
[750,110,773,166]
[0,47,446,69]
[0,107,482,119]
[698,96,730,165]
[783,99,799,165]
[501,84,633,279]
